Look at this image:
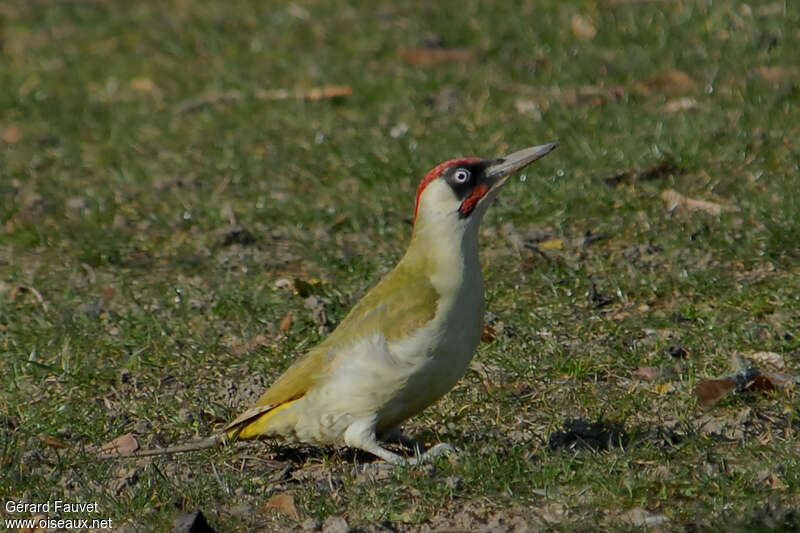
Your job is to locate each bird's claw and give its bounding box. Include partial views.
[408,442,457,465]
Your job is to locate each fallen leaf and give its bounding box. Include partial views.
[758,65,796,85]
[570,14,597,40]
[263,493,302,521]
[640,70,695,94]
[695,377,736,409]
[399,47,475,66]
[633,367,660,381]
[130,77,156,92]
[279,313,293,333]
[652,383,675,394]
[664,97,697,113]
[538,238,563,250]
[303,85,352,100]
[98,432,139,455]
[662,189,739,215]
[2,125,21,144]
[38,434,69,449]
[231,334,271,356]
[745,351,784,369]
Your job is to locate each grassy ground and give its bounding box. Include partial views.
[2,0,799,531]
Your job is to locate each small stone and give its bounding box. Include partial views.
[302,517,321,531]
[227,503,254,520]
[321,515,349,533]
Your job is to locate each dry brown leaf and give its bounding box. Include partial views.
[539,238,563,250]
[399,48,475,66]
[2,125,21,144]
[38,434,69,449]
[633,367,660,381]
[130,77,157,92]
[663,97,697,113]
[695,377,736,409]
[231,334,271,356]
[662,189,738,215]
[758,65,796,84]
[98,432,139,455]
[652,383,675,394]
[263,493,302,521]
[639,70,695,94]
[304,85,352,100]
[571,14,597,40]
[279,313,293,333]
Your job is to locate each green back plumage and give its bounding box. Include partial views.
[254,256,440,408]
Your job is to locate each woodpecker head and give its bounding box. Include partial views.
[412,143,558,235]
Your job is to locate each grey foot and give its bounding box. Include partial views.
[408,442,457,465]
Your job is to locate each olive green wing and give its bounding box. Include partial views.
[225,266,439,432]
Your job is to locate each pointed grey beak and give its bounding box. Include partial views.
[486,142,558,182]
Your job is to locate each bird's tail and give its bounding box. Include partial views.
[224,400,298,439]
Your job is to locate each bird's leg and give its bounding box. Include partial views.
[344,419,406,465]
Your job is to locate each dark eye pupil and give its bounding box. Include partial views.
[456,171,468,181]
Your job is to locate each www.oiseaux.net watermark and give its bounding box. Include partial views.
[4,499,113,530]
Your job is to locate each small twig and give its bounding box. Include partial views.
[98,435,223,458]
[173,90,244,115]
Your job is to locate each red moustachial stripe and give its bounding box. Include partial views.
[458,183,489,217]
[413,157,481,225]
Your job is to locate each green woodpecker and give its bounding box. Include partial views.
[104,143,557,464]
[225,143,558,464]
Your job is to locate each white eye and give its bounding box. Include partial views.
[453,169,470,183]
